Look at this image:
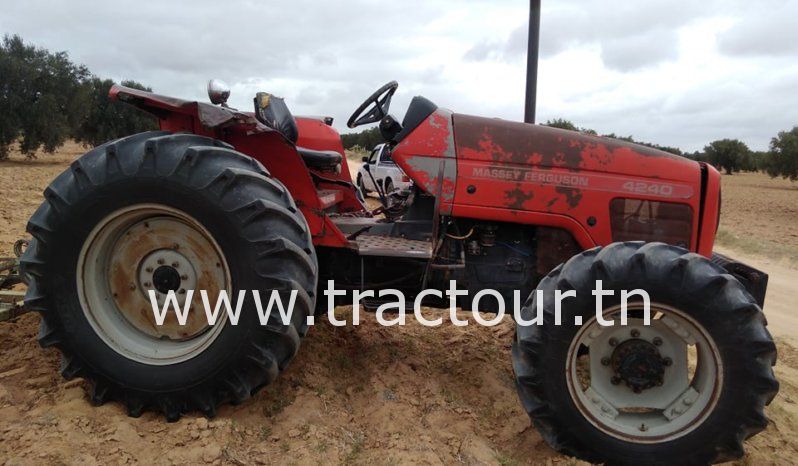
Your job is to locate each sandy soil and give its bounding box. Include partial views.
[0,148,797,465]
[716,172,798,261]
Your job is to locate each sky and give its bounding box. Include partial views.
[1,0,796,152]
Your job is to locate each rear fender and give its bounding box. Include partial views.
[204,125,350,247]
[110,84,261,135]
[111,84,350,247]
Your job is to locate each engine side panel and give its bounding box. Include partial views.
[451,114,705,252]
[391,109,458,214]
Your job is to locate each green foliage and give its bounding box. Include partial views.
[543,118,578,131]
[704,139,751,175]
[74,78,157,147]
[543,118,597,135]
[684,151,706,162]
[766,127,798,181]
[340,127,382,151]
[0,34,156,160]
[0,35,90,158]
[740,150,768,172]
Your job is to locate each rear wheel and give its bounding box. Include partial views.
[21,132,317,420]
[512,242,778,465]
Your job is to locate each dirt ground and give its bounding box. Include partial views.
[1,146,797,465]
[716,171,798,262]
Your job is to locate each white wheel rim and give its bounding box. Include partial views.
[565,303,722,443]
[77,204,231,365]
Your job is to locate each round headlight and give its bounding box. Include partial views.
[207,79,230,106]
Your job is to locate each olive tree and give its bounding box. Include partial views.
[0,35,90,159]
[704,139,750,175]
[766,127,798,181]
[73,78,157,147]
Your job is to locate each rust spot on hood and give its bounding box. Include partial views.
[452,114,694,177]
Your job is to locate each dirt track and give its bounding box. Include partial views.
[0,146,797,465]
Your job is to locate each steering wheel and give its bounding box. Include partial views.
[347,81,399,128]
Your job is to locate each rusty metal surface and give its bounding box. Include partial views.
[0,290,25,322]
[111,84,261,129]
[450,114,704,249]
[392,109,457,210]
[453,114,694,170]
[106,216,225,340]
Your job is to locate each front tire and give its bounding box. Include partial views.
[21,132,317,421]
[356,173,369,195]
[512,242,778,465]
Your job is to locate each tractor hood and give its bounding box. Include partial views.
[393,110,717,253]
[452,114,699,182]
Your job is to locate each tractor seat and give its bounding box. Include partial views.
[296,147,342,171]
[255,92,342,171]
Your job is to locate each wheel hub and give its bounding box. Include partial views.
[152,265,182,294]
[566,308,722,442]
[611,339,666,393]
[78,204,231,365]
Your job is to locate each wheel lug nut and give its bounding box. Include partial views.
[609,337,618,347]
[181,275,188,280]
[171,262,179,268]
[611,376,622,385]
[601,357,611,366]
[144,282,152,288]
[631,329,640,338]
[639,423,648,432]
[653,337,662,346]
[145,267,153,273]
[157,258,165,265]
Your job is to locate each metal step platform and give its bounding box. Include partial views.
[353,235,432,259]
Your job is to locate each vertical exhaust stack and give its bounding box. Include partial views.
[524,0,541,124]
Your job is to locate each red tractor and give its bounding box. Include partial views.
[20,79,777,465]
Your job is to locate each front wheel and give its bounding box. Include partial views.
[512,242,778,465]
[356,173,369,194]
[21,132,317,421]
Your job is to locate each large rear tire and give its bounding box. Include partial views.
[21,132,317,421]
[512,242,778,465]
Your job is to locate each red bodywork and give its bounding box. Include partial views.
[392,111,720,257]
[111,85,720,257]
[110,85,360,247]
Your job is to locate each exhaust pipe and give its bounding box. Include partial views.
[524,0,541,124]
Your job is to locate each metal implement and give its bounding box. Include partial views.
[0,239,29,322]
[0,290,25,322]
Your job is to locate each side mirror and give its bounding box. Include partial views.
[361,156,369,163]
[207,79,231,106]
